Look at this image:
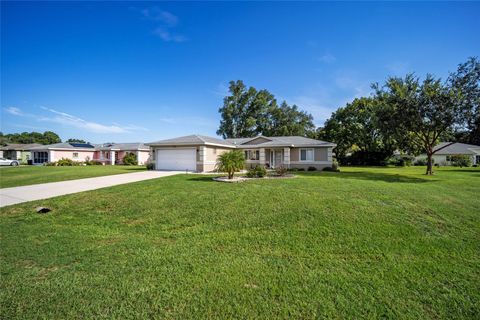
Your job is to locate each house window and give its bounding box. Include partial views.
[73,152,79,159]
[213,148,217,155]
[300,148,314,161]
[446,155,452,161]
[34,151,48,164]
[244,150,260,160]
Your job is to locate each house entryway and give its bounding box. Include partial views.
[269,149,284,168]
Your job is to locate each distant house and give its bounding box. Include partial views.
[28,142,150,165]
[416,142,480,165]
[146,134,336,172]
[0,143,42,164]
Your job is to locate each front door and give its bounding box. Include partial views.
[274,150,283,167]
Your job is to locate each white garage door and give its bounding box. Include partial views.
[156,148,196,171]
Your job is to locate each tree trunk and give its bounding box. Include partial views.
[426,153,433,175]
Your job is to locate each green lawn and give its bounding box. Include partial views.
[0,165,146,188]
[1,166,479,319]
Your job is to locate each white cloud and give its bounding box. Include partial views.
[141,7,178,26]
[4,107,25,116]
[318,53,336,64]
[5,106,147,134]
[153,28,187,42]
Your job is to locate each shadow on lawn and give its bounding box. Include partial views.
[186,176,216,182]
[313,171,435,184]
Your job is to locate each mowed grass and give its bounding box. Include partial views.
[0,166,479,319]
[0,165,146,188]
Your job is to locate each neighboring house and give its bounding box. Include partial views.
[28,142,150,165]
[146,134,336,172]
[0,144,42,164]
[416,142,480,165]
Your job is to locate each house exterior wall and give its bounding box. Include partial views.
[200,146,231,172]
[52,150,96,162]
[289,147,332,170]
[137,150,150,165]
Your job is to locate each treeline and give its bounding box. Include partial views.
[217,80,315,138]
[318,57,479,174]
[218,57,479,175]
[0,131,87,145]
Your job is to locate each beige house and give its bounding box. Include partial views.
[146,134,336,172]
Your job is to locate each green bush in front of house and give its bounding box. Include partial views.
[246,165,267,178]
[450,155,472,167]
[122,152,138,165]
[56,158,83,166]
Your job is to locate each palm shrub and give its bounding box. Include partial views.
[450,155,471,167]
[216,150,245,179]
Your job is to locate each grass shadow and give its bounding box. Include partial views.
[301,171,434,184]
[186,176,217,182]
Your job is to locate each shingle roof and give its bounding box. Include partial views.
[29,142,95,150]
[95,142,149,151]
[147,134,335,148]
[146,135,235,147]
[0,143,43,150]
[433,142,480,155]
[227,135,336,148]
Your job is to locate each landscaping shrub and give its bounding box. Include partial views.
[297,168,305,171]
[307,166,317,171]
[388,155,415,167]
[275,166,288,176]
[332,159,339,171]
[146,162,155,170]
[216,150,245,179]
[246,165,267,178]
[57,158,82,166]
[450,155,471,167]
[44,161,57,166]
[414,158,429,166]
[122,152,138,165]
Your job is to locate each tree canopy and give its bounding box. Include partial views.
[318,97,396,165]
[374,74,462,174]
[0,131,61,145]
[217,80,315,138]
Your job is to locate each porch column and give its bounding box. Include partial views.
[259,148,266,166]
[110,151,115,165]
[198,146,206,172]
[327,147,333,162]
[136,151,141,164]
[283,147,290,168]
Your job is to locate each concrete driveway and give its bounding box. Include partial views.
[0,171,181,207]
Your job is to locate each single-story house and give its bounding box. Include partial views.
[28,142,150,165]
[416,142,480,165]
[0,143,42,164]
[146,134,336,172]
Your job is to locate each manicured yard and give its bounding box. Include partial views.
[1,166,479,319]
[0,165,146,188]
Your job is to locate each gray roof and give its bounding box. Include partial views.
[227,136,336,148]
[147,134,335,148]
[95,142,149,151]
[433,142,480,155]
[29,142,148,151]
[0,143,43,151]
[146,134,235,147]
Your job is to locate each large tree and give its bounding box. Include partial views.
[318,97,396,165]
[217,80,276,138]
[217,80,315,138]
[374,74,462,175]
[448,57,480,145]
[265,101,316,137]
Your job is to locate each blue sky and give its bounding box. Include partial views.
[1,1,479,143]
